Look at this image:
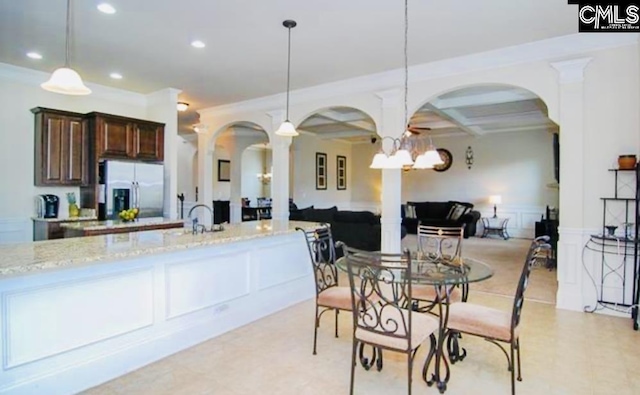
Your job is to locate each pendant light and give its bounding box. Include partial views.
[41,0,91,95]
[275,20,298,137]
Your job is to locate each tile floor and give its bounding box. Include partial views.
[84,292,640,395]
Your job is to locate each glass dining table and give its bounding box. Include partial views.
[336,252,494,394]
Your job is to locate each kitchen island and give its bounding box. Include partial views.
[0,220,319,394]
[60,216,184,238]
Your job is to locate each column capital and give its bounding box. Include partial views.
[550,57,593,84]
[375,89,403,108]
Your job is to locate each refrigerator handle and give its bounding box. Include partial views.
[135,182,140,209]
[131,181,136,209]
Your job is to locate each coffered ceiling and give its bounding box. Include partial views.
[0,0,577,112]
[298,86,558,143]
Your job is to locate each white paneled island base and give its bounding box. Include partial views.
[0,221,317,395]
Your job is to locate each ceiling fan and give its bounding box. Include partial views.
[406,124,431,135]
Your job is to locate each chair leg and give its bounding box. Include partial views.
[335,309,339,338]
[510,341,516,395]
[407,352,413,395]
[350,340,357,395]
[516,338,522,382]
[313,304,319,355]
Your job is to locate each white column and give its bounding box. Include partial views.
[146,88,181,219]
[197,130,214,227]
[376,89,404,254]
[550,57,592,311]
[228,142,243,224]
[268,110,292,221]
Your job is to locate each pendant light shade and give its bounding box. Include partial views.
[370,151,389,169]
[423,146,444,166]
[275,120,297,137]
[42,0,91,96]
[276,20,298,137]
[41,67,91,95]
[412,153,434,169]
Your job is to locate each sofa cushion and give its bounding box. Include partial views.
[304,206,338,223]
[334,210,379,225]
[447,203,469,221]
[290,206,314,221]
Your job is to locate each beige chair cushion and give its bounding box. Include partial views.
[412,285,462,303]
[317,286,353,311]
[446,302,518,342]
[355,308,439,351]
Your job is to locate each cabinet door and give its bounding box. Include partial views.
[98,117,132,158]
[64,117,88,184]
[40,114,65,184]
[133,122,164,161]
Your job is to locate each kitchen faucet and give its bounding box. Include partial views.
[188,204,215,234]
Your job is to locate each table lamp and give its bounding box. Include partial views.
[489,195,502,218]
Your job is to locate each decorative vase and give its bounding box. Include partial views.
[618,155,637,170]
[68,203,80,218]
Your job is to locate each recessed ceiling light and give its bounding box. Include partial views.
[27,52,43,59]
[191,40,205,48]
[97,3,116,14]
[110,72,123,79]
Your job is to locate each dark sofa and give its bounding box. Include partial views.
[290,206,382,251]
[401,201,481,238]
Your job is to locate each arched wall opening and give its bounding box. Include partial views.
[291,106,380,212]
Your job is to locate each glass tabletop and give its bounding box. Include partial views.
[336,253,494,286]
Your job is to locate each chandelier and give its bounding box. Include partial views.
[369,0,443,170]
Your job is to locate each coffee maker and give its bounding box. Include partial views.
[36,194,60,218]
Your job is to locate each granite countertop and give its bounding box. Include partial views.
[60,217,184,231]
[32,216,98,222]
[0,220,320,279]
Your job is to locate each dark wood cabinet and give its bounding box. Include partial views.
[88,113,164,162]
[133,122,164,161]
[33,108,89,186]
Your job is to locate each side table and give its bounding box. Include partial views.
[481,217,510,240]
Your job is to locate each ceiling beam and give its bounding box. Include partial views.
[430,90,539,110]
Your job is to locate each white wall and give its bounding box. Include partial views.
[350,142,382,213]
[291,134,352,210]
[0,65,150,243]
[211,145,231,200]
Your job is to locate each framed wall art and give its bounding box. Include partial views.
[316,153,327,190]
[218,159,230,182]
[336,155,347,190]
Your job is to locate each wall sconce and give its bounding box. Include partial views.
[465,146,474,169]
[193,123,208,133]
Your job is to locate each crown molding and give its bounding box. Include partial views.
[199,33,638,118]
[0,62,149,107]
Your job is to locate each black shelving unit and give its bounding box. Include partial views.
[585,166,640,330]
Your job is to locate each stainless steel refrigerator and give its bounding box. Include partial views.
[100,160,164,219]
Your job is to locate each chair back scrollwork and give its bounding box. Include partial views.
[297,225,338,295]
[343,246,415,351]
[417,224,464,263]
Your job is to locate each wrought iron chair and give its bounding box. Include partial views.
[445,236,551,395]
[343,245,439,395]
[297,225,352,355]
[412,225,466,311]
